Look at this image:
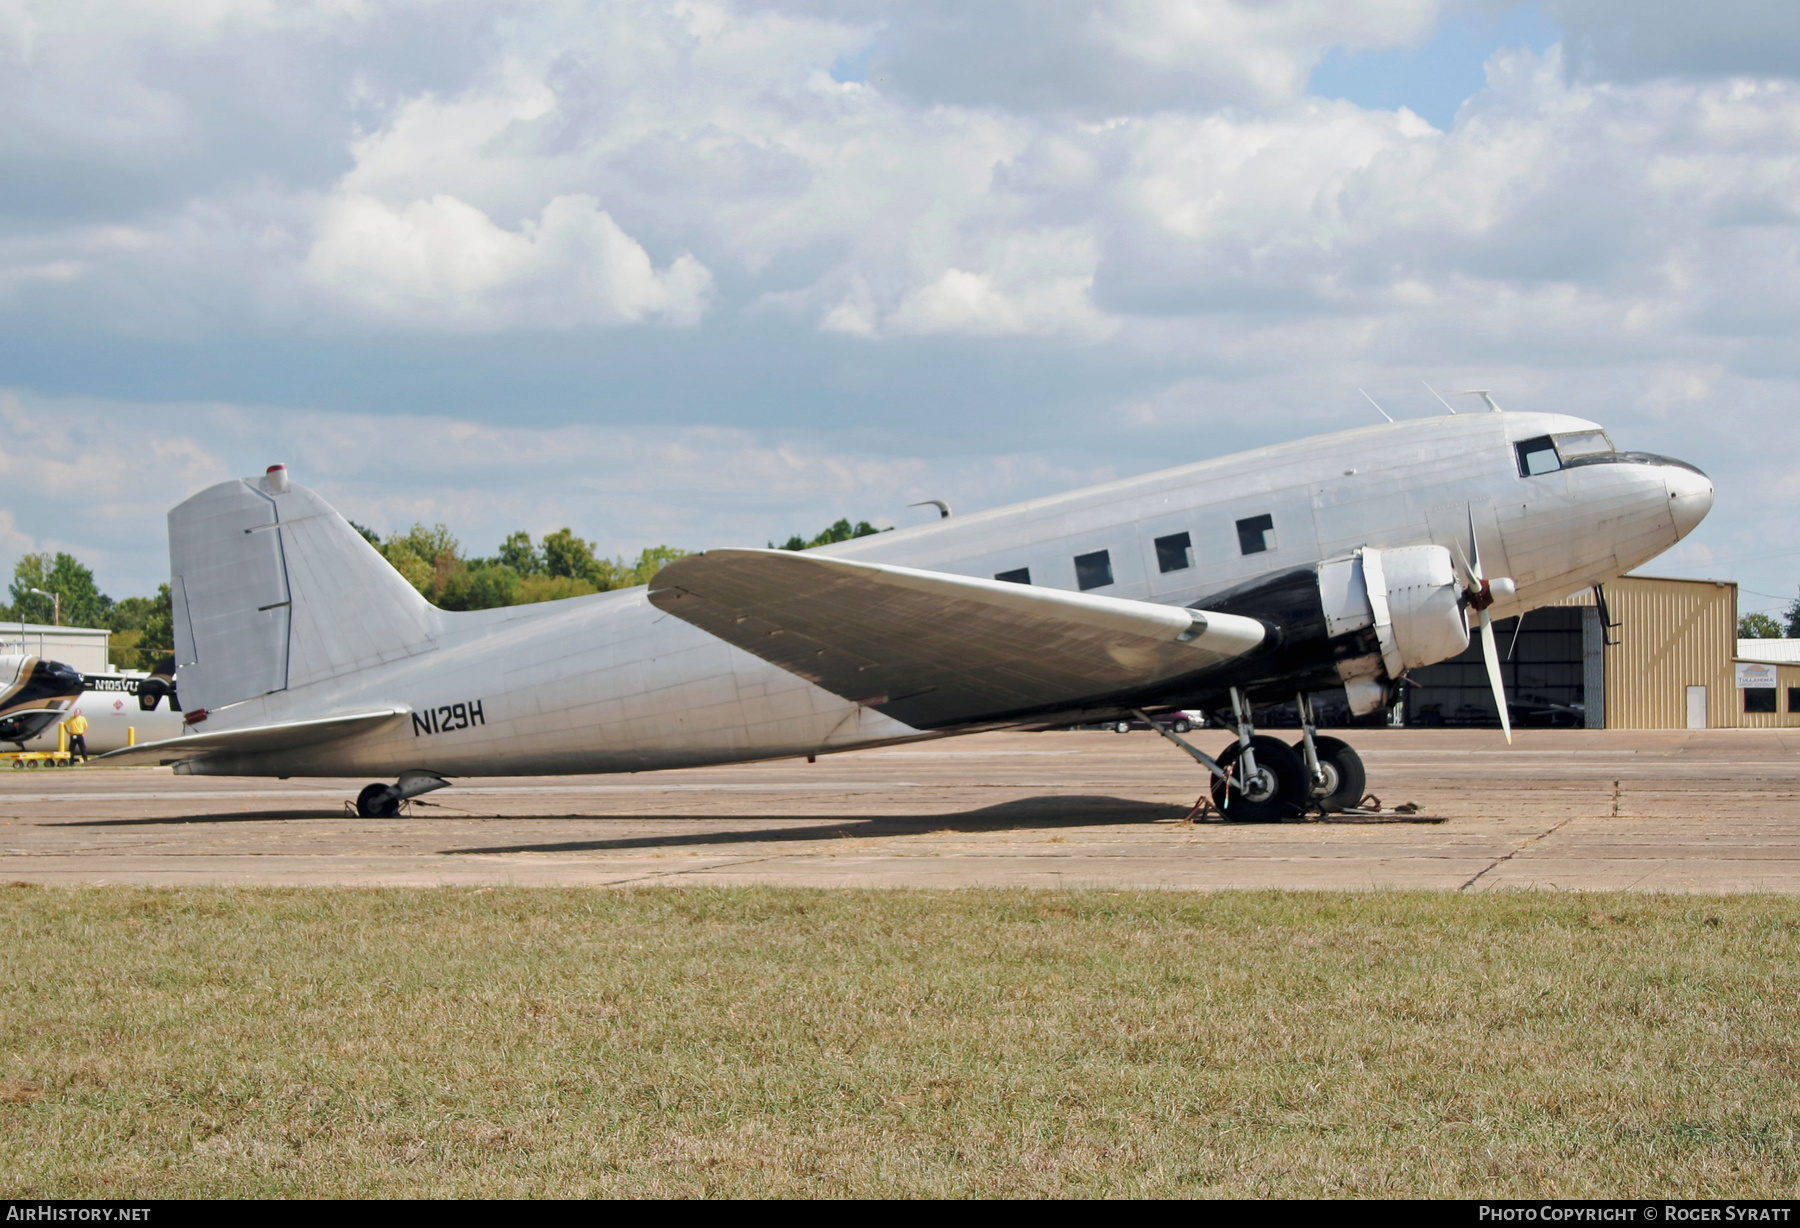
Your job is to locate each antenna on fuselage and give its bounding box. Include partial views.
[1358,389,1394,423]
[1451,389,1503,413]
[1422,380,1457,414]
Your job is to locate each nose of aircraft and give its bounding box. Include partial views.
[1665,462,1714,539]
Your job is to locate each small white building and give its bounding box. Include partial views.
[0,622,111,674]
[1737,638,1800,665]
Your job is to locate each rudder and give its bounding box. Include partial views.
[169,470,440,713]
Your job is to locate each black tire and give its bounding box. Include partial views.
[1209,735,1308,822]
[1171,719,1193,734]
[356,783,400,818]
[1112,722,1131,733]
[1293,736,1366,813]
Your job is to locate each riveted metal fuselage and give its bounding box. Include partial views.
[183,412,1708,777]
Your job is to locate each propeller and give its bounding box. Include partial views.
[1452,507,1518,744]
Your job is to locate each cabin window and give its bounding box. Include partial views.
[1555,430,1613,462]
[1516,435,1561,477]
[1235,514,1275,556]
[1154,531,1193,574]
[994,567,1031,585]
[1074,550,1113,591]
[1745,688,1778,714]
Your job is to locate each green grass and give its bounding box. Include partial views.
[2,886,1798,1197]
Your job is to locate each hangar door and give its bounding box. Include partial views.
[1403,607,1586,729]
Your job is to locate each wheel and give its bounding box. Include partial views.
[356,783,401,818]
[1293,736,1366,813]
[1171,719,1193,734]
[1112,722,1131,733]
[1209,735,1307,822]
[10,760,20,770]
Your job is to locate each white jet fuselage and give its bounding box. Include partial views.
[175,411,1709,778]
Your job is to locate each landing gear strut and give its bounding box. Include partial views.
[1292,691,1365,813]
[355,770,451,817]
[1137,688,1363,821]
[1134,688,1307,822]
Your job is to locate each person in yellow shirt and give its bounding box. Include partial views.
[65,711,88,762]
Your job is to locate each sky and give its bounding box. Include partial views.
[2,0,1798,616]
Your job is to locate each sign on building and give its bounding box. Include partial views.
[1736,661,1778,689]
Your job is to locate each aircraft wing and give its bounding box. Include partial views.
[648,549,1269,729]
[91,707,411,766]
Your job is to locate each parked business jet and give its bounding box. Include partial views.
[99,410,1712,820]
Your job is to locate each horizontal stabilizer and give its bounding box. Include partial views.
[648,549,1268,728]
[91,707,410,767]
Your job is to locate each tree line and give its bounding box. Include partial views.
[1739,609,1798,639]
[2,516,884,672]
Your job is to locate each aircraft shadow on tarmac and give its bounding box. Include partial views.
[56,794,1440,844]
[64,810,352,827]
[447,795,1199,854]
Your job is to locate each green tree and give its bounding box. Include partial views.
[496,531,542,577]
[628,545,686,586]
[514,574,599,604]
[1740,612,1784,639]
[1786,590,1800,639]
[380,524,461,602]
[437,562,521,611]
[541,528,599,581]
[7,552,110,627]
[105,585,174,670]
[774,519,886,551]
[359,523,687,609]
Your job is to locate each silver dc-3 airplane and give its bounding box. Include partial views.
[91,405,1712,820]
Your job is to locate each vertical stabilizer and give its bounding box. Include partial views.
[169,473,440,713]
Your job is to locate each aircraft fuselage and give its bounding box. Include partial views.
[173,411,1711,778]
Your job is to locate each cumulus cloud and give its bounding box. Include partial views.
[821,0,1445,115]
[306,192,714,329]
[0,0,1799,600]
[0,388,1111,597]
[1545,0,1800,82]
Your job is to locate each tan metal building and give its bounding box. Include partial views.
[1598,576,1739,729]
[1407,574,1778,730]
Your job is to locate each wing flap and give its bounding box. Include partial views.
[91,707,410,766]
[648,549,1268,728]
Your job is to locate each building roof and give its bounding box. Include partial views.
[1738,638,1800,664]
[0,622,108,638]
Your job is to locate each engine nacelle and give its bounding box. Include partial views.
[1318,546,1469,714]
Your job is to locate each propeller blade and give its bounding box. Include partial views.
[1479,608,1512,745]
[1466,505,1484,582]
[1452,542,1479,592]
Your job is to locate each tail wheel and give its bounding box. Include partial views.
[356,783,401,818]
[1208,735,1307,822]
[1294,736,1367,813]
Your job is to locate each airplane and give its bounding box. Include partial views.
[94,409,1713,821]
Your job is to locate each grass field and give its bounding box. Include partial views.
[2,886,1798,1198]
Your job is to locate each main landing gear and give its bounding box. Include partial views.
[1135,688,1366,822]
[354,770,451,817]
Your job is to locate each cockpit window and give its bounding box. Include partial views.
[1515,435,1560,477]
[1554,430,1614,462]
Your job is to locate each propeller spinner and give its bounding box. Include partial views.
[1453,508,1518,744]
